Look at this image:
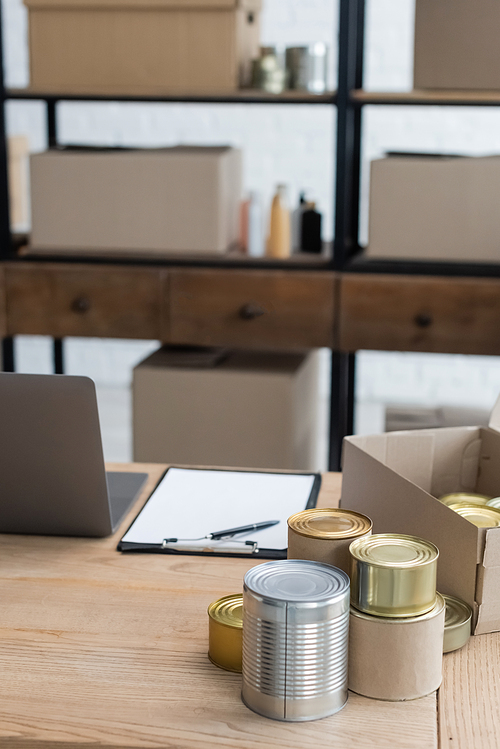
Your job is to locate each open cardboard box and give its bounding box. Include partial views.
[341,397,500,635]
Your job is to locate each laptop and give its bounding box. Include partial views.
[0,372,147,537]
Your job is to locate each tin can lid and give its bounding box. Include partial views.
[287,507,372,540]
[486,497,500,510]
[448,503,500,528]
[244,559,349,603]
[350,593,445,623]
[207,594,243,629]
[349,533,439,568]
[439,492,491,507]
[443,594,472,653]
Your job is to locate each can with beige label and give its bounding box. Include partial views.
[349,594,445,701]
[287,508,372,574]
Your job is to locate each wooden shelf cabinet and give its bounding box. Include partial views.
[340,273,500,356]
[4,262,166,340]
[167,269,337,350]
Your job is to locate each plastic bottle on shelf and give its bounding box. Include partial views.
[247,191,264,257]
[266,184,291,258]
[300,201,322,253]
[292,191,307,253]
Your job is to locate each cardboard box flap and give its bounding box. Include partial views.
[489,393,500,433]
[24,0,261,10]
[346,432,435,494]
[475,599,500,635]
[483,529,500,568]
[341,441,481,609]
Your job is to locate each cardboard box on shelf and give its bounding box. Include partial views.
[133,347,321,471]
[29,146,242,256]
[366,154,500,263]
[340,396,500,635]
[24,0,261,95]
[8,136,29,232]
[414,0,500,90]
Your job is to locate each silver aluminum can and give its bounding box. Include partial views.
[242,559,349,722]
[285,43,329,93]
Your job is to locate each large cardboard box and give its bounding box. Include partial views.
[133,348,321,471]
[24,0,261,95]
[29,146,241,255]
[414,0,500,90]
[341,398,500,635]
[366,154,500,262]
[8,136,29,232]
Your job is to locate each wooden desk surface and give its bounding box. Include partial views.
[0,464,495,749]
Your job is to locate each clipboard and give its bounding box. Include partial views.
[118,466,321,559]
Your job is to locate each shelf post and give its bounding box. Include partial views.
[0,0,12,260]
[334,0,365,269]
[328,0,365,470]
[1,337,15,372]
[46,98,58,148]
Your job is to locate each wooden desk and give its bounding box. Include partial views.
[0,464,495,749]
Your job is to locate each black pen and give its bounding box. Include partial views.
[209,520,280,540]
[164,520,280,544]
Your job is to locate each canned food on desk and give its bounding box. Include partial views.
[349,534,438,618]
[208,594,243,672]
[486,497,500,509]
[447,502,500,528]
[349,594,445,701]
[439,492,491,507]
[287,507,372,573]
[443,594,472,653]
[242,559,349,722]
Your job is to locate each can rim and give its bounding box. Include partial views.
[350,593,444,623]
[443,594,473,631]
[207,594,243,629]
[448,503,500,526]
[287,507,372,540]
[439,492,491,507]
[349,533,439,568]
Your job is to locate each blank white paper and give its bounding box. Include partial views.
[121,467,318,550]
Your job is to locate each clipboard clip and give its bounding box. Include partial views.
[161,539,259,554]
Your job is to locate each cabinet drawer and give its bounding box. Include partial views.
[168,269,336,349]
[0,266,6,337]
[6,263,163,339]
[340,274,500,355]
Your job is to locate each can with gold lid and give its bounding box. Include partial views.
[349,594,445,701]
[486,497,500,510]
[349,533,439,618]
[443,594,472,653]
[208,594,243,672]
[439,492,491,507]
[287,507,372,574]
[448,503,500,528]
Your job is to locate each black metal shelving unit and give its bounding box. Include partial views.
[1,0,497,469]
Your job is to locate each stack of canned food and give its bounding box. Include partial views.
[439,491,500,527]
[207,506,473,721]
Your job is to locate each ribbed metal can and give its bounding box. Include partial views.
[242,559,350,722]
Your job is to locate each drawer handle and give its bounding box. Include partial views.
[239,303,266,320]
[71,296,91,314]
[414,313,433,328]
